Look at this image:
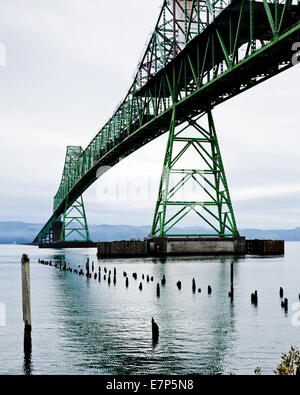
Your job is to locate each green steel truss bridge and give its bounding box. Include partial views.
[34,0,300,244]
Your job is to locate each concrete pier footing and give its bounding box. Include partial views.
[96,237,284,258]
[39,241,96,249]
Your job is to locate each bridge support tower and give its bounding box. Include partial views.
[60,195,90,242]
[152,108,239,238]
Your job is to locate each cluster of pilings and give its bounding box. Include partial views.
[38,258,218,298]
[38,258,300,317]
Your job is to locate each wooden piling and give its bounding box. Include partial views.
[157,283,160,298]
[177,281,182,290]
[251,291,258,306]
[281,298,288,311]
[139,282,143,291]
[21,255,32,335]
[192,278,196,293]
[126,277,129,288]
[280,287,284,298]
[208,285,212,295]
[161,275,166,286]
[230,262,234,300]
[152,318,159,343]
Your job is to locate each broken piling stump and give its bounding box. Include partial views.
[152,318,159,344]
[251,291,258,306]
[156,283,160,298]
[280,287,284,298]
[192,278,196,293]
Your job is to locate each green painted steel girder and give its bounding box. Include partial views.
[151,108,239,237]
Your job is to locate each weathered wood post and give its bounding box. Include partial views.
[281,298,288,311]
[152,318,159,344]
[192,278,196,293]
[280,287,284,298]
[157,283,160,298]
[251,291,258,306]
[21,254,32,352]
[229,262,234,300]
[21,254,32,334]
[208,285,212,295]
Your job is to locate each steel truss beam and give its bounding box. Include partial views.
[152,107,238,237]
[60,195,90,242]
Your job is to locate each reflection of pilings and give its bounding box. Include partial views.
[41,254,240,374]
[23,331,32,375]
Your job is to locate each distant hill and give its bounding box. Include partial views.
[0,221,300,244]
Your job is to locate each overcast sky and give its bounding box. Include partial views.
[0,0,299,230]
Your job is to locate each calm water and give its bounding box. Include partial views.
[0,243,299,375]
